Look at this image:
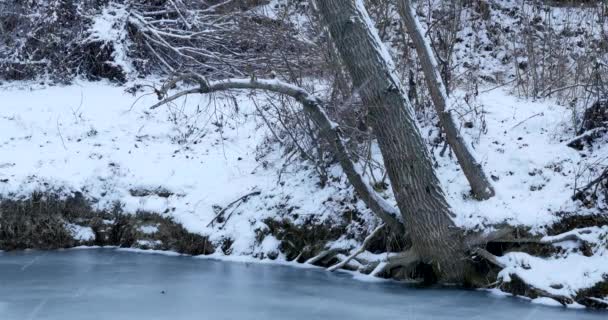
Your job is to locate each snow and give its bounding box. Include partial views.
[118,247,182,256]
[0,80,366,258]
[139,225,159,234]
[86,2,132,76]
[498,251,608,297]
[66,223,95,242]
[532,297,563,307]
[439,89,586,230]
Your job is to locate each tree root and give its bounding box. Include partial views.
[466,227,516,248]
[327,223,384,272]
[474,248,574,306]
[473,248,505,268]
[483,229,592,249]
[369,249,419,277]
[469,225,592,249]
[305,248,341,265]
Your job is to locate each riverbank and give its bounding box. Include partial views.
[1,81,607,308]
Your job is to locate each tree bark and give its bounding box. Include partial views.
[312,0,468,282]
[397,0,495,200]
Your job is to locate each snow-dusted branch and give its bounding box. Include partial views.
[125,1,318,79]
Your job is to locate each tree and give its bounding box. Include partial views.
[397,0,495,200]
[149,0,598,303]
[310,0,468,283]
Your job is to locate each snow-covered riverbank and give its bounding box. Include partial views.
[1,81,607,307]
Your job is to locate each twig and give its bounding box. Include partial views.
[56,117,67,151]
[207,191,261,227]
[510,112,544,130]
[474,248,505,268]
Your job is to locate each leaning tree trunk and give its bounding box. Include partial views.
[397,0,495,200]
[312,0,468,282]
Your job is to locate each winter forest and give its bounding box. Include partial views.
[1,0,608,318]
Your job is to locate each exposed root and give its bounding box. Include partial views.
[474,248,574,306]
[473,248,505,268]
[472,224,596,250]
[466,226,516,248]
[501,274,574,306]
[327,223,384,272]
[305,248,340,265]
[369,249,419,277]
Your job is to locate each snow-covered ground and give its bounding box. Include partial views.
[440,90,597,230]
[0,80,606,305]
[0,81,369,256]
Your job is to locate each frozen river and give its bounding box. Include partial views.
[0,249,604,319]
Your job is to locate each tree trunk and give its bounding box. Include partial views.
[312,0,468,282]
[397,0,495,200]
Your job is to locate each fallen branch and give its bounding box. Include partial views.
[207,190,261,228]
[328,223,385,272]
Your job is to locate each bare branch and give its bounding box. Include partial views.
[207,191,261,228]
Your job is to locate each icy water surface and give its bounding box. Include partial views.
[0,249,604,320]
